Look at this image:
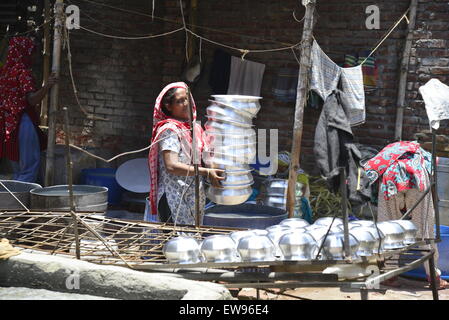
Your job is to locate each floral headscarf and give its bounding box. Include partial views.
[148,82,205,220]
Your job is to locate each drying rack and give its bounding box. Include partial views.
[0,205,440,300]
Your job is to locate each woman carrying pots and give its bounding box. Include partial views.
[148,82,224,224]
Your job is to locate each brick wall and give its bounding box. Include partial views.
[57,0,448,173]
[57,0,165,166]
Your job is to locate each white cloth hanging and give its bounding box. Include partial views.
[227,56,265,96]
[419,78,449,130]
[341,65,366,126]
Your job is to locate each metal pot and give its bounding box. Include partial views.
[230,230,257,245]
[205,118,253,132]
[206,185,253,205]
[267,226,292,257]
[313,217,343,227]
[349,227,377,257]
[211,95,262,118]
[207,149,256,164]
[391,220,418,245]
[321,232,360,260]
[205,131,256,147]
[377,221,406,250]
[280,218,310,229]
[206,103,253,123]
[0,180,42,210]
[237,235,276,262]
[263,195,287,209]
[204,153,253,168]
[360,226,385,254]
[220,170,254,186]
[200,235,239,263]
[163,236,202,264]
[278,231,318,261]
[349,220,376,229]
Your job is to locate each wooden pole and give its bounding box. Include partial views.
[40,0,51,126]
[286,0,316,218]
[63,107,80,259]
[186,86,200,227]
[394,0,418,141]
[45,0,64,186]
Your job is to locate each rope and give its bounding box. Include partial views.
[78,25,185,40]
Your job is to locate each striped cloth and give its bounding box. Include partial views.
[341,65,366,126]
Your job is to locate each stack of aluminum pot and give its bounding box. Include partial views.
[204,95,261,205]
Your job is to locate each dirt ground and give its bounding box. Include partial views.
[235,276,449,300]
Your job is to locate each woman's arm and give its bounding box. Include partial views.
[162,150,225,187]
[26,73,58,106]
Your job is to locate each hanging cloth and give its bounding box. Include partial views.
[340,65,366,126]
[227,56,265,96]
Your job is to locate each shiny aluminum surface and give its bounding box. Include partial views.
[205,119,253,132]
[263,195,286,209]
[278,231,318,261]
[230,230,256,245]
[349,227,377,257]
[220,170,254,186]
[237,235,276,262]
[321,232,360,260]
[206,104,253,123]
[313,217,344,227]
[200,235,239,263]
[280,218,310,229]
[206,185,252,205]
[163,236,202,264]
[211,95,261,118]
[377,221,406,250]
[267,226,292,257]
[361,226,385,254]
[205,131,256,147]
[391,220,418,245]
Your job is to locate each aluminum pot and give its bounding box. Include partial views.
[209,142,257,153]
[205,131,256,148]
[220,170,254,186]
[321,232,360,260]
[391,220,418,245]
[204,153,253,168]
[205,118,253,132]
[267,226,292,257]
[206,185,252,206]
[263,195,287,210]
[211,95,261,118]
[280,218,310,229]
[349,227,377,257]
[278,232,318,261]
[163,236,202,264]
[376,221,406,250]
[349,220,376,229]
[237,234,276,262]
[206,103,253,123]
[200,235,239,263]
[361,226,385,254]
[208,149,256,164]
[313,217,343,227]
[251,229,269,236]
[230,230,257,245]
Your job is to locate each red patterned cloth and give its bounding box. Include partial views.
[0,37,43,161]
[363,141,432,200]
[148,82,205,220]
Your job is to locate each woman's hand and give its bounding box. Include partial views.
[208,168,225,188]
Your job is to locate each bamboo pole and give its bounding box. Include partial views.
[40,0,51,126]
[45,0,64,186]
[63,107,80,259]
[286,0,316,218]
[186,86,200,227]
[394,0,419,141]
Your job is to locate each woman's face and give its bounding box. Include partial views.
[166,88,191,121]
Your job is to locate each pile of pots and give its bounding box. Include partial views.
[261,178,303,214]
[162,218,419,264]
[204,95,261,205]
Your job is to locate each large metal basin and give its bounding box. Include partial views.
[30,185,108,214]
[204,203,288,229]
[211,95,262,118]
[0,180,42,210]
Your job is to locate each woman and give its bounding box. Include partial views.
[148,82,224,225]
[0,36,57,183]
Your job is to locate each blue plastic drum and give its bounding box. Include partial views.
[81,168,124,205]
